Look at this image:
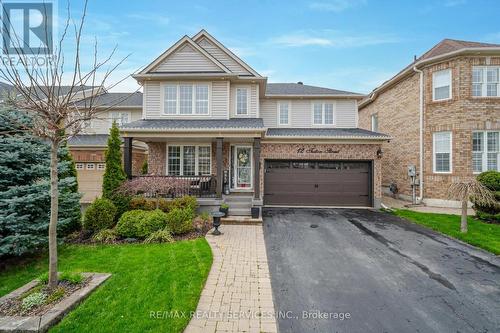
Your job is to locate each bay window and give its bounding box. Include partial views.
[167,145,212,176]
[162,83,210,115]
[312,102,335,125]
[433,132,452,173]
[432,69,452,101]
[472,66,500,97]
[278,102,290,126]
[473,131,499,173]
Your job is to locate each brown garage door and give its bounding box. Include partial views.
[264,160,372,207]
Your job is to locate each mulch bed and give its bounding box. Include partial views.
[0,277,90,317]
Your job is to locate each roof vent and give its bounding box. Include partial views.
[297,81,303,85]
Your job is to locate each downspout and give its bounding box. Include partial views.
[413,66,424,203]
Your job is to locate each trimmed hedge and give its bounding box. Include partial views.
[474,171,500,222]
[128,196,198,213]
[83,198,117,231]
[116,209,169,238]
[166,207,195,235]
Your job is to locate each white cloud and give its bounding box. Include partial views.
[309,0,366,12]
[270,30,401,48]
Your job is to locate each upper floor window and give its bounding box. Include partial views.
[278,102,290,126]
[236,88,248,115]
[433,131,452,173]
[432,69,452,101]
[312,102,334,125]
[371,114,379,132]
[163,83,209,115]
[472,66,499,97]
[110,112,130,126]
[473,131,499,173]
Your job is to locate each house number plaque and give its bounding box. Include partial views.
[297,147,339,154]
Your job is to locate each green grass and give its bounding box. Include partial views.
[0,239,212,333]
[393,209,500,255]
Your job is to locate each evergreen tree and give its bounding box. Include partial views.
[0,108,81,257]
[102,122,129,218]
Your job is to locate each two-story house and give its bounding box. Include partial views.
[69,92,147,203]
[359,39,500,207]
[120,30,389,214]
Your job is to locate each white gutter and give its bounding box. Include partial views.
[413,66,424,203]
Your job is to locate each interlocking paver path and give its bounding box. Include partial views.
[184,225,277,333]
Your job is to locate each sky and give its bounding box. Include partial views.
[55,0,500,94]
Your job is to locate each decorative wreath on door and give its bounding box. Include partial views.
[238,152,249,164]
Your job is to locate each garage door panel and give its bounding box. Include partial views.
[264,160,371,207]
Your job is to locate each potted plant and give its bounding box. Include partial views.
[219,203,229,217]
[251,207,260,219]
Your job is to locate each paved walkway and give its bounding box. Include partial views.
[382,196,475,215]
[184,225,277,333]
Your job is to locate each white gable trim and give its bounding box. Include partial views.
[192,30,261,77]
[139,36,231,74]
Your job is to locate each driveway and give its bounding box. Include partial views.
[262,208,500,333]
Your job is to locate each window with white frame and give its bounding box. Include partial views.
[371,114,379,132]
[162,83,209,115]
[75,163,84,170]
[86,163,95,170]
[312,102,334,125]
[278,102,290,126]
[109,112,130,126]
[433,132,452,173]
[97,163,106,170]
[432,69,452,101]
[236,88,248,115]
[167,145,211,176]
[472,66,499,97]
[472,131,499,173]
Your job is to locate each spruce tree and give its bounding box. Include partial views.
[102,122,129,218]
[0,108,81,257]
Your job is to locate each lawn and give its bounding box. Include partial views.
[0,239,212,333]
[393,209,500,255]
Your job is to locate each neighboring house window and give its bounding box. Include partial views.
[433,132,452,173]
[75,163,84,170]
[473,131,499,173]
[432,69,452,101]
[86,163,95,170]
[236,88,248,115]
[278,102,290,126]
[371,114,379,132]
[312,102,334,125]
[110,112,130,126]
[97,163,106,170]
[162,83,210,115]
[167,145,212,176]
[472,66,499,97]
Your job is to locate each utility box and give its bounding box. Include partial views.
[407,165,416,177]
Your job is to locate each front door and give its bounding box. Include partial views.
[233,146,252,189]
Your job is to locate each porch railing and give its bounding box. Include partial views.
[132,175,217,198]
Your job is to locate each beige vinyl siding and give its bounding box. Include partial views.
[83,109,142,134]
[196,37,251,75]
[152,44,224,73]
[260,99,358,128]
[144,81,228,119]
[229,84,258,118]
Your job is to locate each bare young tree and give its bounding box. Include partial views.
[0,0,130,288]
[448,178,495,233]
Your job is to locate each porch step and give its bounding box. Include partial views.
[227,201,252,209]
[228,208,252,216]
[221,216,262,225]
[223,195,254,202]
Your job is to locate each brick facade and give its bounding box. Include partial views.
[359,56,500,204]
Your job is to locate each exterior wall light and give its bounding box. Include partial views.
[377,148,383,159]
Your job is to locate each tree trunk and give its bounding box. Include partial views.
[460,200,468,233]
[48,140,59,288]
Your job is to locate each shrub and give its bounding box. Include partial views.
[144,227,174,244]
[83,198,117,231]
[172,196,198,211]
[92,228,118,243]
[474,171,500,222]
[166,207,195,234]
[22,292,47,312]
[139,209,168,237]
[129,197,157,211]
[193,214,211,232]
[116,210,147,238]
[59,271,84,284]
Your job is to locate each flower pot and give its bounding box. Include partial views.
[251,207,260,219]
[219,207,228,217]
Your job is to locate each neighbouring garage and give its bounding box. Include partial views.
[264,160,372,207]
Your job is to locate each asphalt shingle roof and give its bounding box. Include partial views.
[265,83,362,96]
[121,118,265,130]
[75,92,143,108]
[68,134,111,146]
[266,128,390,139]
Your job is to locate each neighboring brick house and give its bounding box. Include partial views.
[359,39,500,207]
[120,30,389,215]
